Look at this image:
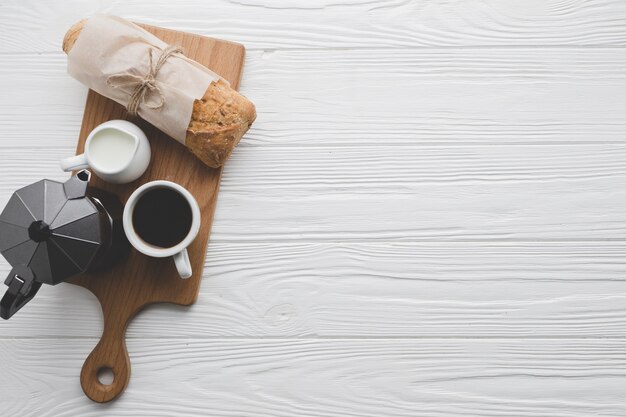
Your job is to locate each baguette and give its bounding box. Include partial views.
[63,19,256,168]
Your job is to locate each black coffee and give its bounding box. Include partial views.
[132,188,192,248]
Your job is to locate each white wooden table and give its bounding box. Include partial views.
[1,1,626,415]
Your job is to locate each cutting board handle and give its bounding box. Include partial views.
[79,319,131,402]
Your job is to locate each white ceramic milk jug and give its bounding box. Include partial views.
[61,120,151,184]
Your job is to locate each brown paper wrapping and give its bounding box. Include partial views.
[67,14,222,143]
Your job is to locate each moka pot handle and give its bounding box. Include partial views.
[0,265,41,320]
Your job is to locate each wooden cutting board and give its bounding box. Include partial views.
[66,24,245,403]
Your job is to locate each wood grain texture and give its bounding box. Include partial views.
[3,48,626,149]
[2,0,626,52]
[2,338,626,417]
[3,143,626,195]
[1,242,625,338]
[1,143,625,244]
[63,24,244,403]
[1,0,626,414]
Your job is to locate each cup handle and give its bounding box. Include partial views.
[61,154,89,172]
[173,248,192,279]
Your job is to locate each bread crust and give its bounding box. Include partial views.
[63,19,256,168]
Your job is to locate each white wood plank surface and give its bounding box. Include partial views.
[2,339,626,417]
[2,0,626,52]
[0,0,625,415]
[3,49,626,149]
[1,241,625,338]
[2,144,625,242]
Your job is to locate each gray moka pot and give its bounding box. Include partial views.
[0,170,128,319]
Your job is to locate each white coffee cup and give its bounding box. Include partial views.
[61,120,151,184]
[123,181,201,279]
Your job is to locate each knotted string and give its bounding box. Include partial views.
[106,45,184,116]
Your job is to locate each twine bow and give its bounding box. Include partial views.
[106,45,183,116]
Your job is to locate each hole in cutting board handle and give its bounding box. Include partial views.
[97,366,115,386]
[80,339,132,402]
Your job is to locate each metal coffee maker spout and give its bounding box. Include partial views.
[0,170,127,319]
